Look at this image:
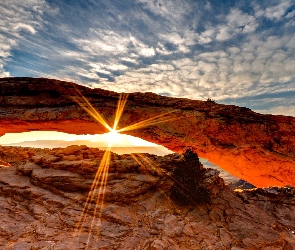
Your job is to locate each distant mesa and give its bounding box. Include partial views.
[0,77,295,187]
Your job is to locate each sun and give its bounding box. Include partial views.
[104,129,121,144]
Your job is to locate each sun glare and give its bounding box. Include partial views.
[104,130,120,145]
[0,130,174,155]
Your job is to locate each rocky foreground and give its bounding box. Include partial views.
[0,145,294,250]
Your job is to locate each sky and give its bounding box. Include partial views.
[0,0,295,116]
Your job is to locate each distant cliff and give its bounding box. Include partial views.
[0,77,295,187]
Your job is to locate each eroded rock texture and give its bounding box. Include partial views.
[0,146,294,249]
[0,77,295,187]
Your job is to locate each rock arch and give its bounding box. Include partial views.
[1,77,295,187]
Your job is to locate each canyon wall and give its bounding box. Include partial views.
[0,77,295,187]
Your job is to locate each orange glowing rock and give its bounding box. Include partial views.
[0,77,295,187]
[0,159,11,167]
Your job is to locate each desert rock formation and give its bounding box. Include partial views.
[0,77,295,187]
[0,146,294,249]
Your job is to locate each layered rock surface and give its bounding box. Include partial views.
[0,146,294,249]
[0,77,295,187]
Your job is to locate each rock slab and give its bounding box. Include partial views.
[0,146,294,249]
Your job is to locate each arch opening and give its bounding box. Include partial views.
[0,130,251,188]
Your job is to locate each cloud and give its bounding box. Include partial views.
[0,0,51,76]
[264,0,292,20]
[137,0,192,22]
[135,0,200,53]
[13,23,36,34]
[286,9,295,18]
[254,0,293,20]
[199,8,259,43]
[139,47,155,57]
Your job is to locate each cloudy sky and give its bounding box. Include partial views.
[1,0,295,116]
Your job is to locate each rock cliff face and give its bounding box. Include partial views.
[0,146,294,249]
[0,77,295,187]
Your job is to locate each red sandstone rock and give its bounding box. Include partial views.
[0,146,294,249]
[0,77,295,187]
[0,159,10,167]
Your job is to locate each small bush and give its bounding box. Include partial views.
[206,98,217,104]
[170,149,210,205]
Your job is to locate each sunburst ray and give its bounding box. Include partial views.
[74,148,111,235]
[85,149,111,249]
[70,85,112,131]
[118,110,179,133]
[113,93,129,131]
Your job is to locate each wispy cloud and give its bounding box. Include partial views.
[0,0,53,76]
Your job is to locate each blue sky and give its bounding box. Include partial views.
[1,0,295,116]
